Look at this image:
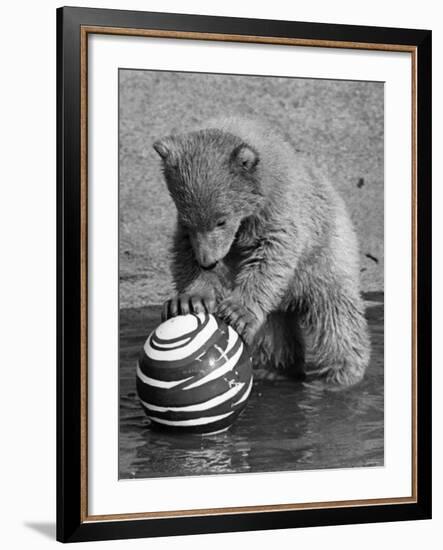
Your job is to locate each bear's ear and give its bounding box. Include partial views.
[231,144,259,172]
[153,137,178,167]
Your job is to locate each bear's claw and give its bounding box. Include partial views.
[217,297,263,346]
[162,293,216,321]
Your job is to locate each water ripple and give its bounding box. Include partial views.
[119,294,384,479]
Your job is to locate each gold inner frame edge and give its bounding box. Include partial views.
[79,25,418,523]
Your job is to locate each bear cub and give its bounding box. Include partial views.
[153,116,370,386]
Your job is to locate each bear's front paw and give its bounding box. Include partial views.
[217,298,264,346]
[162,293,216,321]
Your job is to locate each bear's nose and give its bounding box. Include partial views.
[200,261,218,271]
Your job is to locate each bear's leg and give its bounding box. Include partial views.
[307,287,370,386]
[251,311,305,381]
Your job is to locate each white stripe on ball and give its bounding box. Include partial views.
[232,377,253,406]
[144,314,218,361]
[183,341,244,390]
[155,313,199,338]
[136,363,193,388]
[223,326,240,355]
[146,411,235,427]
[140,381,246,413]
[151,336,191,349]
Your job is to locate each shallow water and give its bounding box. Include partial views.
[119,292,383,479]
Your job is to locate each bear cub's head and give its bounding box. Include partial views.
[153,128,264,270]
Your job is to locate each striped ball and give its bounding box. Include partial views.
[136,313,253,434]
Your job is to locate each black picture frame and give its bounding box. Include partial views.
[57,6,432,543]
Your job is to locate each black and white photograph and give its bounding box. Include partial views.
[0,0,435,545]
[118,69,384,479]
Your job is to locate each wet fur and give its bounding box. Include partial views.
[154,117,370,386]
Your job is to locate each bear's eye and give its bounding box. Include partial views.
[216,219,226,227]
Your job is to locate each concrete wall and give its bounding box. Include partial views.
[119,70,383,308]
